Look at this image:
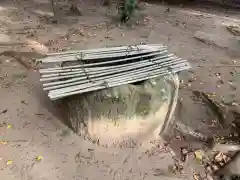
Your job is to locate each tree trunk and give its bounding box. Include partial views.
[68,0,82,16]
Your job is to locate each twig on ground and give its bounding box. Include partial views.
[197,65,240,68]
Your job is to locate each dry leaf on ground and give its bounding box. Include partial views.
[194,150,205,162]
[7,124,12,129]
[36,156,43,161]
[0,141,8,145]
[6,160,13,165]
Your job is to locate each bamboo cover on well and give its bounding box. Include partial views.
[38,44,191,100]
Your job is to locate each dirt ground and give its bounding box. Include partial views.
[0,0,239,179]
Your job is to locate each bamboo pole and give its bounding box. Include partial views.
[49,66,189,100]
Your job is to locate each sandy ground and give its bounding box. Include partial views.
[0,0,239,179]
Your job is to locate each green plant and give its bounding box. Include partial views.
[118,0,138,22]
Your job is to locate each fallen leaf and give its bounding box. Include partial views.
[175,135,181,140]
[164,8,170,12]
[21,100,28,105]
[214,152,223,162]
[194,150,204,162]
[232,102,239,106]
[222,154,229,163]
[181,148,188,155]
[6,160,13,165]
[228,82,236,90]
[206,174,214,180]
[1,109,7,114]
[212,164,219,171]
[7,124,12,129]
[206,165,213,173]
[219,162,225,166]
[218,79,224,84]
[34,113,44,116]
[193,173,200,180]
[207,92,216,97]
[188,76,196,82]
[0,141,8,145]
[36,156,43,161]
[226,25,240,36]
